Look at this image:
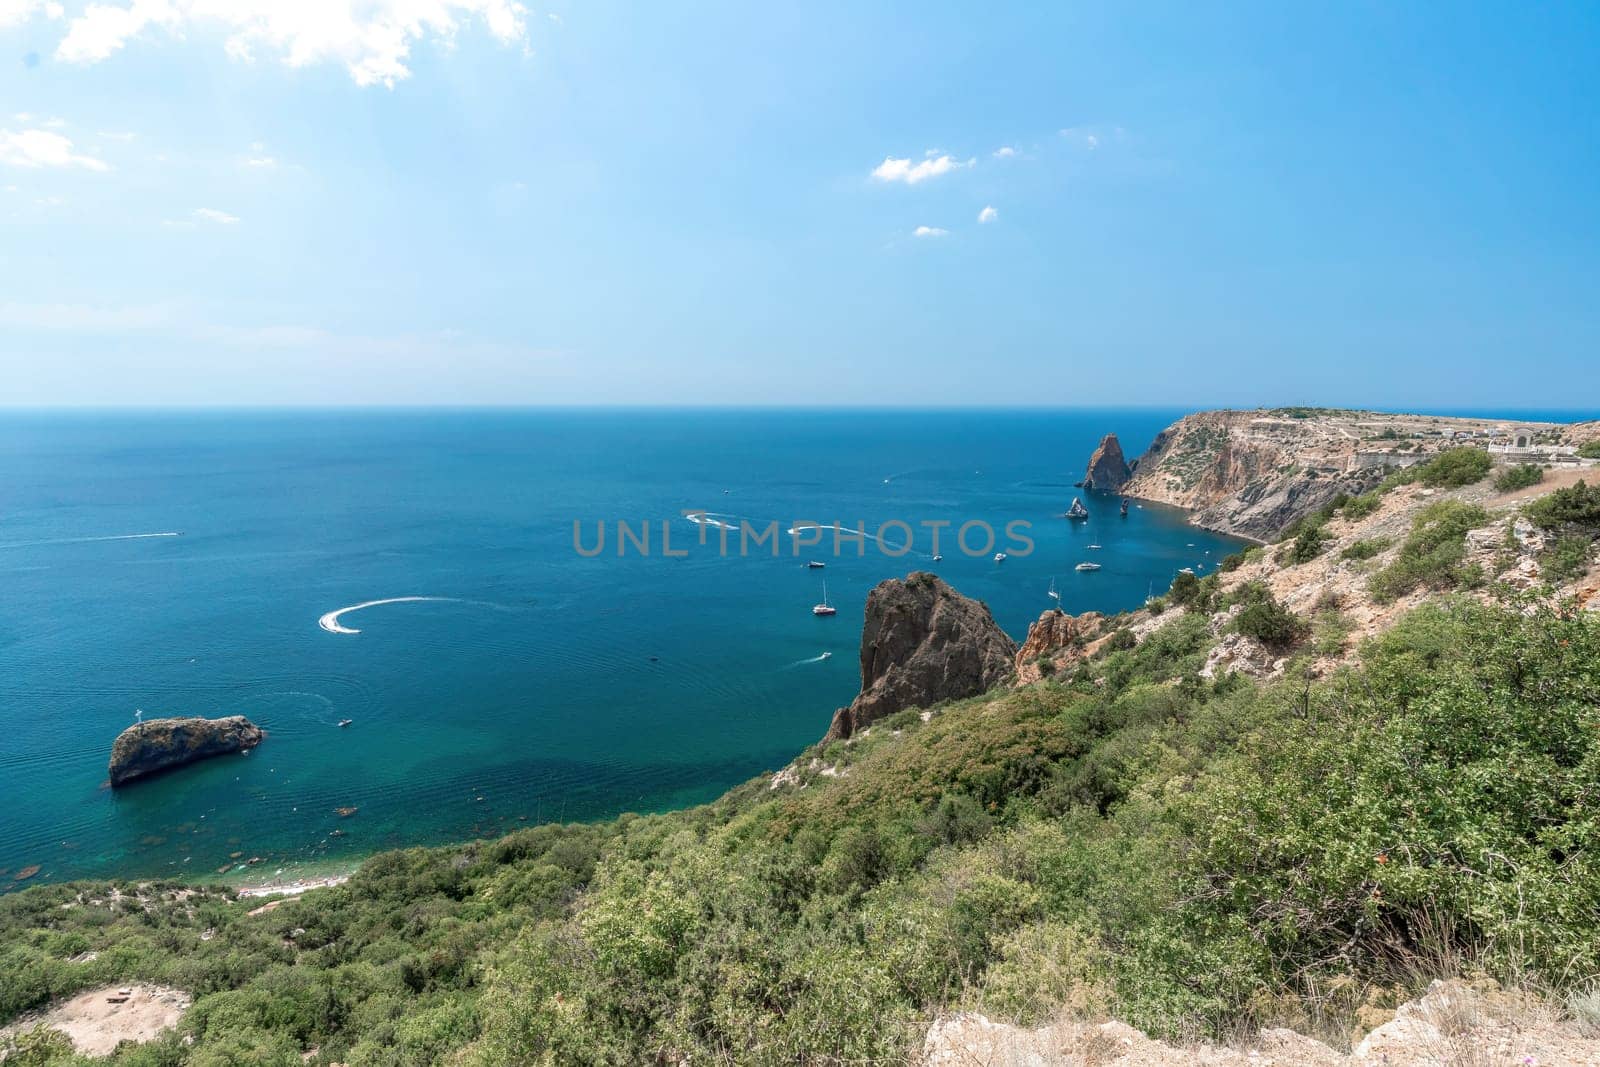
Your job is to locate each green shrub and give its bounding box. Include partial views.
[1340,492,1382,520]
[1525,480,1600,530]
[1279,523,1331,565]
[1368,500,1489,602]
[1167,571,1201,608]
[1340,536,1392,562]
[1578,440,1600,459]
[1104,629,1137,653]
[1494,464,1544,493]
[1231,598,1308,650]
[1541,534,1594,583]
[1218,550,1248,573]
[1418,446,1493,488]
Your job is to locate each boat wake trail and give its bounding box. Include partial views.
[317,597,459,635]
[0,531,181,550]
[781,653,834,669]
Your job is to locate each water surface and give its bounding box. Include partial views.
[0,409,1246,888]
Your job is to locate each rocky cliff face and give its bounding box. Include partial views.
[109,716,264,787]
[1121,409,1567,541]
[1013,608,1103,684]
[826,573,1017,740]
[1080,433,1132,493]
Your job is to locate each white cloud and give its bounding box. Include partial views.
[53,0,530,87]
[912,225,948,238]
[244,155,276,167]
[1061,125,1123,151]
[871,152,974,185]
[992,146,1017,159]
[0,0,64,28]
[0,128,108,170]
[193,207,239,224]
[977,205,997,224]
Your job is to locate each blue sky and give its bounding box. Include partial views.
[1,2,1596,408]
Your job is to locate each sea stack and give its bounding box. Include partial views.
[108,716,265,787]
[1081,433,1132,492]
[825,573,1017,741]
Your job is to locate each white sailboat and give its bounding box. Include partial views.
[1047,577,1060,603]
[812,580,837,616]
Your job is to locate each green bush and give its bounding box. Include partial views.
[1282,523,1331,565]
[1494,464,1544,493]
[1340,536,1392,562]
[1541,534,1594,583]
[1525,480,1600,530]
[1340,492,1382,520]
[1418,446,1493,488]
[1231,598,1308,650]
[1368,500,1488,602]
[1578,440,1600,459]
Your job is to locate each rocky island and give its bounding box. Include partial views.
[107,716,264,787]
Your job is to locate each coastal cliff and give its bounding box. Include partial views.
[108,716,264,787]
[825,572,1016,740]
[1118,408,1570,540]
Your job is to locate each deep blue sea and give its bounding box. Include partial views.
[0,409,1253,889]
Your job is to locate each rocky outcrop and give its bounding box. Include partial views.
[108,716,264,787]
[921,978,1600,1066]
[1013,609,1103,684]
[1080,433,1132,493]
[825,573,1017,741]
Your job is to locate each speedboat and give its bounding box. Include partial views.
[994,552,1007,562]
[1179,567,1195,575]
[1075,562,1101,572]
[1087,544,1103,550]
[820,651,832,660]
[807,560,826,569]
[932,553,943,562]
[337,719,353,728]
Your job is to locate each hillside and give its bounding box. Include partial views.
[1119,408,1587,540]
[5,429,1600,1065]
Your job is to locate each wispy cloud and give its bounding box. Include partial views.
[1060,125,1124,151]
[51,0,531,88]
[977,205,997,224]
[0,127,108,170]
[193,207,240,224]
[0,1,63,29]
[871,152,974,186]
[992,146,1017,159]
[912,225,948,238]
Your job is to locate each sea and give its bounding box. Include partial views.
[0,407,1377,888]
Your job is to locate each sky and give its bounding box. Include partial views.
[1,2,1597,409]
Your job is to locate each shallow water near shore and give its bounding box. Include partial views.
[0,409,1249,888]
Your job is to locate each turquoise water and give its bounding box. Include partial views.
[0,409,1246,889]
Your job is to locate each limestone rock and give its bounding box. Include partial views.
[826,573,1017,740]
[108,716,264,787]
[1081,433,1133,493]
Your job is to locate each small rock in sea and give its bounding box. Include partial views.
[229,851,242,859]
[335,806,358,818]
[246,856,262,865]
[328,829,345,838]
[14,864,41,881]
[216,864,231,874]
